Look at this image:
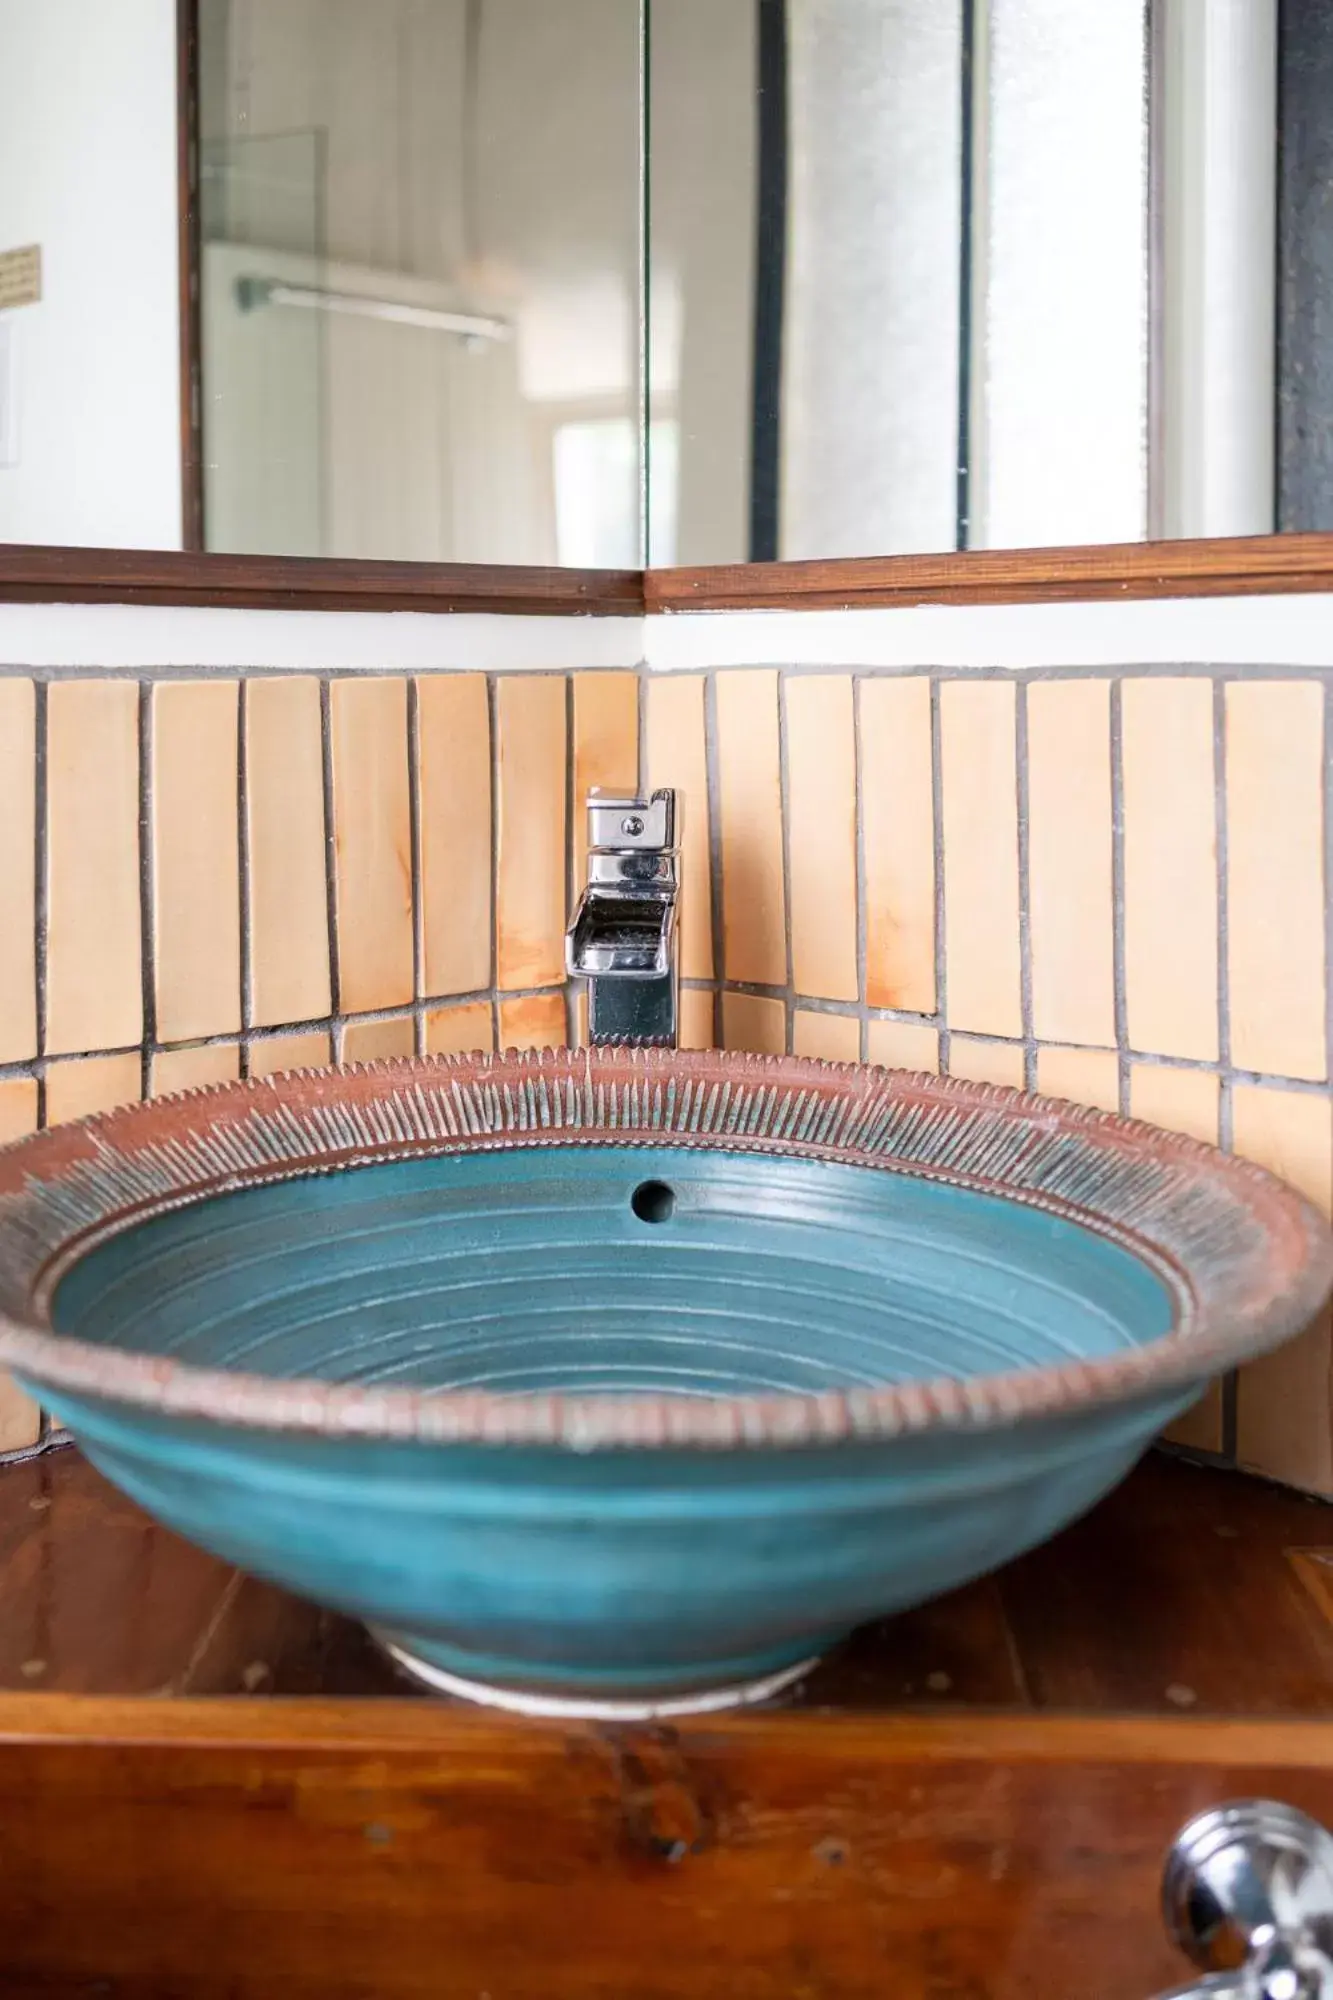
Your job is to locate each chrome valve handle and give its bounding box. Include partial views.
[1155,1802,1333,1999]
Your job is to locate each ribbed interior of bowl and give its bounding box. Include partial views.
[51,1146,1176,1398]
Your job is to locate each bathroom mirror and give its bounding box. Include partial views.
[0,1,1329,573]
[647,0,1321,566]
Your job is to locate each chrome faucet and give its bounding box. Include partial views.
[565,788,681,1048]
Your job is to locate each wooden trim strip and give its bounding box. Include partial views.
[2,1694,1333,1762]
[0,546,645,617]
[647,530,1333,610]
[13,533,1333,618]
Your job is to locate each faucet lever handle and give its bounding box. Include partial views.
[586,788,678,854]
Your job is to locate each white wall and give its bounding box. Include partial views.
[0,0,182,549]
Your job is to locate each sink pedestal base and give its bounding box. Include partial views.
[372,1632,821,1720]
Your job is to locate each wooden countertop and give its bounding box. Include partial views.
[3,1442,1331,1716]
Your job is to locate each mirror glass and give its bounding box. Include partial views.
[648,0,1311,566]
[0,0,642,565]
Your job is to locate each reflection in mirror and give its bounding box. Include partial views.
[198,0,642,564]
[649,0,1311,566]
[0,0,642,565]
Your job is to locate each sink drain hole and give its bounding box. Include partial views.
[631,1179,676,1224]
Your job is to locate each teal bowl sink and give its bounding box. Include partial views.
[0,1048,1326,1717]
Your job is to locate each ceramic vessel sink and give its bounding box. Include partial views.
[0,1048,1327,1718]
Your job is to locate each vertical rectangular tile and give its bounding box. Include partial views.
[417,675,492,999]
[716,671,786,986]
[246,677,332,1029]
[1235,1086,1333,1493]
[1226,681,1326,1080]
[1129,1063,1225,1454]
[948,1036,1025,1088]
[249,1029,333,1076]
[940,682,1022,1038]
[678,988,715,1051]
[1129,1064,1221,1144]
[340,1016,415,1064]
[153,682,241,1043]
[45,1055,141,1126]
[0,1078,38,1144]
[793,1010,860,1061]
[425,1001,495,1057]
[0,1077,38,1446]
[861,676,936,1014]
[785,675,858,1002]
[1034,1045,1119,1112]
[0,682,35,1062]
[1122,678,1219,1060]
[867,1018,941,1072]
[151,1045,240,1096]
[572,671,640,892]
[499,991,567,1051]
[1027,680,1115,1047]
[331,678,414,1013]
[645,676,714,979]
[45,681,141,1055]
[722,991,786,1055]
[496,676,567,990]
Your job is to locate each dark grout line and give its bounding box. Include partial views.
[776,671,796,1056]
[236,678,253,1078]
[487,674,501,1056]
[32,680,48,1132]
[853,676,870,1063]
[1015,680,1036,1091]
[407,676,426,1060]
[318,677,341,1020]
[136,681,156,1102]
[1109,678,1130,1117]
[703,672,728,1051]
[929,677,951,1075]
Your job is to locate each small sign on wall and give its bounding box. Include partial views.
[0,246,42,312]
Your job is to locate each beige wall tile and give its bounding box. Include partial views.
[1035,1045,1119,1112]
[1122,678,1218,1061]
[861,676,935,1015]
[153,682,241,1043]
[793,1010,860,1061]
[1027,680,1115,1047]
[0,1078,38,1144]
[1129,1063,1221,1142]
[572,671,640,893]
[499,991,567,1050]
[867,1018,940,1072]
[0,1077,39,1447]
[785,675,858,1002]
[0,683,35,1062]
[1129,1062,1224,1451]
[45,1054,141,1126]
[46,681,141,1055]
[1234,1086,1333,1493]
[678,987,715,1050]
[1226,681,1326,1080]
[418,675,491,999]
[948,1036,1025,1088]
[246,677,331,1030]
[331,679,414,1014]
[151,1045,240,1096]
[716,671,786,986]
[426,1001,494,1056]
[496,676,567,989]
[940,682,1022,1039]
[722,991,786,1055]
[249,1029,333,1075]
[340,1015,415,1064]
[645,676,713,979]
